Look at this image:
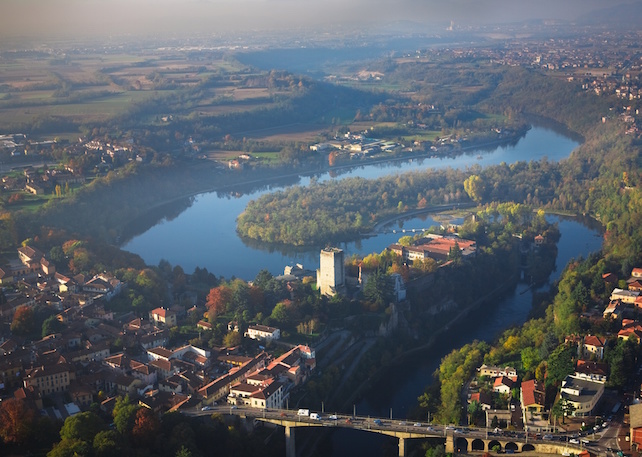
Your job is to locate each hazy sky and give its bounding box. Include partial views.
[0,0,630,40]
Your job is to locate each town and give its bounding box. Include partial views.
[1,7,642,457]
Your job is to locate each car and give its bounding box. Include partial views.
[280,412,287,417]
[427,426,435,432]
[398,421,407,426]
[543,434,553,440]
[201,406,212,411]
[569,438,579,444]
[373,419,383,426]
[414,423,422,427]
[329,414,338,420]
[345,418,353,424]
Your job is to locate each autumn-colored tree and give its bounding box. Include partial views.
[0,398,36,444]
[131,407,160,448]
[11,305,36,336]
[223,331,242,348]
[206,285,232,320]
[328,151,338,167]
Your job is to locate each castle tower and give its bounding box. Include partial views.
[317,247,345,296]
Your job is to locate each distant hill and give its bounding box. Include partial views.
[577,1,642,25]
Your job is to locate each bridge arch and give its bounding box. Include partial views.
[455,437,469,452]
[505,442,519,452]
[488,439,502,452]
[522,443,535,452]
[471,438,485,451]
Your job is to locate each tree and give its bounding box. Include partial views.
[112,396,139,436]
[206,285,232,320]
[60,411,106,443]
[270,302,289,326]
[464,174,485,203]
[363,269,393,310]
[468,400,482,425]
[42,315,64,338]
[11,305,36,336]
[131,407,160,448]
[93,430,123,457]
[0,398,36,445]
[546,345,575,387]
[521,346,541,373]
[47,439,91,457]
[223,331,241,348]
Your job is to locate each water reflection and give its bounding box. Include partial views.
[122,126,580,279]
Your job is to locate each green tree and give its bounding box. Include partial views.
[521,346,541,373]
[363,269,393,310]
[47,439,91,457]
[223,331,242,347]
[93,430,122,457]
[42,315,64,338]
[112,396,139,436]
[60,411,106,442]
[270,302,289,326]
[546,345,575,387]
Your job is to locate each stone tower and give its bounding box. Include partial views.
[317,247,345,296]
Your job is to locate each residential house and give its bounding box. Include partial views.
[628,280,642,292]
[23,362,75,396]
[493,376,515,395]
[618,319,642,341]
[582,335,605,360]
[611,288,640,304]
[150,308,177,327]
[249,381,284,410]
[604,299,625,319]
[520,379,545,413]
[198,352,267,406]
[478,365,518,379]
[469,391,492,410]
[245,324,280,341]
[574,360,608,383]
[559,375,604,417]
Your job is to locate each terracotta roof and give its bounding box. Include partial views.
[521,379,545,407]
[584,335,605,348]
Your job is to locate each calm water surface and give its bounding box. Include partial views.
[122,126,579,279]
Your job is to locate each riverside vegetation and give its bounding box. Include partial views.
[0,36,640,457]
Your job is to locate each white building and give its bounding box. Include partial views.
[560,375,605,417]
[245,324,280,341]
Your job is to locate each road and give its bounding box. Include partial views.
[186,403,621,455]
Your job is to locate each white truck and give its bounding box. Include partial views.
[297,409,310,417]
[310,413,321,420]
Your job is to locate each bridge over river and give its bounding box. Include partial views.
[188,406,590,457]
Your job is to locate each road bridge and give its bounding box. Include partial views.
[190,406,586,457]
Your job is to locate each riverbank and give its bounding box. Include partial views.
[116,128,540,246]
[337,274,520,413]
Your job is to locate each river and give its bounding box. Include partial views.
[121,125,601,456]
[122,126,580,280]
